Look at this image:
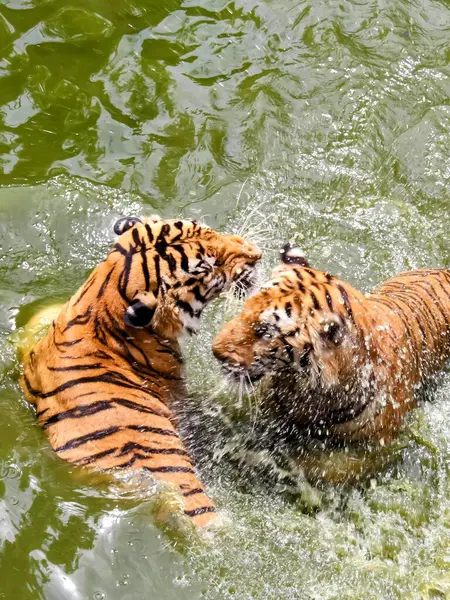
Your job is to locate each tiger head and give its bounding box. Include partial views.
[91,215,261,338]
[212,245,369,390]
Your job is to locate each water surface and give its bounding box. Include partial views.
[1,0,450,598]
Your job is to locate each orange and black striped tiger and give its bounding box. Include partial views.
[213,245,450,446]
[21,215,261,527]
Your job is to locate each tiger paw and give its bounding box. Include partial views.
[151,485,194,533]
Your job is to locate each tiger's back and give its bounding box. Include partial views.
[371,269,450,379]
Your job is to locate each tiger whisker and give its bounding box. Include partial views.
[235,177,249,210]
[237,203,268,237]
[245,372,260,435]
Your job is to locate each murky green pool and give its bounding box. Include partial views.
[1,0,450,598]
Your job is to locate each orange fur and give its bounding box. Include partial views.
[21,216,261,527]
[213,257,450,446]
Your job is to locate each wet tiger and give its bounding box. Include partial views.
[21,215,261,527]
[213,245,450,446]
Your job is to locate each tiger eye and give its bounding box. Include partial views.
[321,321,342,344]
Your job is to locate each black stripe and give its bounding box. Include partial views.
[385,292,431,344]
[74,274,97,306]
[371,296,423,367]
[184,506,216,517]
[414,281,448,332]
[97,266,115,299]
[86,350,114,360]
[112,397,166,417]
[176,299,194,317]
[132,228,141,248]
[310,292,320,311]
[162,250,177,275]
[143,465,195,474]
[154,254,162,292]
[41,395,166,429]
[75,391,99,399]
[391,270,439,279]
[72,448,117,466]
[113,243,128,256]
[147,330,183,362]
[55,427,120,452]
[42,401,114,429]
[303,268,316,279]
[156,223,171,245]
[118,251,133,301]
[47,363,104,372]
[145,224,154,243]
[325,286,334,311]
[100,319,182,383]
[285,302,292,318]
[141,244,150,292]
[112,452,180,470]
[93,315,107,344]
[54,337,83,348]
[182,488,204,497]
[435,280,450,332]
[336,284,355,322]
[99,318,154,373]
[118,442,190,457]
[24,372,160,399]
[128,425,177,437]
[112,455,141,469]
[192,285,206,304]
[436,277,450,303]
[171,245,190,272]
[61,307,92,333]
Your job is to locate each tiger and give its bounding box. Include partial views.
[212,245,450,449]
[20,215,261,528]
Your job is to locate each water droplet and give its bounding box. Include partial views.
[7,464,21,479]
[10,496,19,506]
[93,593,105,600]
[117,574,129,587]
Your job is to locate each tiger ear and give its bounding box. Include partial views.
[114,217,142,236]
[280,244,309,267]
[124,292,157,328]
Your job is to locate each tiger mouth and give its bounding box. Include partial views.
[218,356,266,385]
[219,347,312,385]
[222,363,265,385]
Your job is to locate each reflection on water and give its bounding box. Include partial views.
[1,0,450,598]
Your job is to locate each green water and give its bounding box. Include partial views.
[1,0,450,598]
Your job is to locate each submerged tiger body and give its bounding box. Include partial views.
[21,216,261,527]
[213,247,450,446]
